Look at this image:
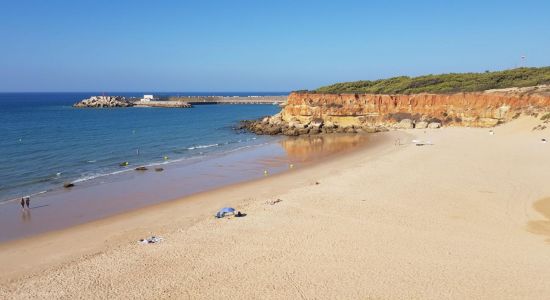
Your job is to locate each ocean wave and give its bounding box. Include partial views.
[72,169,130,183]
[187,143,219,150]
[1,138,276,204]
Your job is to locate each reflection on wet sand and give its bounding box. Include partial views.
[21,210,31,222]
[280,134,370,162]
[0,135,372,243]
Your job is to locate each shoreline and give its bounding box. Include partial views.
[2,117,550,298]
[0,134,369,243]
[0,138,269,205]
[0,130,398,282]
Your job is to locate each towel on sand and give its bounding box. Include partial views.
[138,236,163,244]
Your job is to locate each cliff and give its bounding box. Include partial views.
[242,85,550,135]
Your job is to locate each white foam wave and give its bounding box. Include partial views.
[187,143,219,150]
[72,169,130,183]
[1,138,276,204]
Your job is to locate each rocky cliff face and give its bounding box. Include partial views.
[73,96,133,108]
[242,86,550,135]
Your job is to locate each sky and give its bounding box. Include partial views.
[0,0,549,92]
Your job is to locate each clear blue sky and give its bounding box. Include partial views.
[1,0,549,92]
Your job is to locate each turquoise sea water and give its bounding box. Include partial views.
[0,93,283,203]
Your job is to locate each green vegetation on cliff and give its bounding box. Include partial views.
[313,67,550,94]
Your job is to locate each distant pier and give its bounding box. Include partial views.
[74,95,287,108]
[169,96,287,105]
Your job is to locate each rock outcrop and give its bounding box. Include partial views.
[73,96,133,108]
[74,97,193,108]
[242,87,550,135]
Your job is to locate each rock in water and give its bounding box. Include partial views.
[73,96,133,108]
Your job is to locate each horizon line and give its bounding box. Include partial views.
[0,91,292,94]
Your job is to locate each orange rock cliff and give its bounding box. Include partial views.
[242,86,550,135]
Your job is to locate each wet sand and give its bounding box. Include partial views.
[0,134,368,242]
[1,117,550,299]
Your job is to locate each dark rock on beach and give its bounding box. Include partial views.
[239,112,389,137]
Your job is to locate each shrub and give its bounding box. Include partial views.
[315,67,550,94]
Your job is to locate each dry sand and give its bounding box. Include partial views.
[1,117,550,299]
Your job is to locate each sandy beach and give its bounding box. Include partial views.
[1,116,550,299]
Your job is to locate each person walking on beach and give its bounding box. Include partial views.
[20,197,25,210]
[25,196,30,209]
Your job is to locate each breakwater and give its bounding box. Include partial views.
[73,95,287,108]
[167,95,286,105]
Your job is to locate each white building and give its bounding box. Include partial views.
[141,95,156,102]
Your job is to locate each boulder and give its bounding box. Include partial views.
[268,113,283,125]
[310,118,324,128]
[335,126,347,133]
[73,96,133,108]
[323,121,335,129]
[394,119,414,129]
[321,127,334,133]
[288,120,305,129]
[478,118,499,127]
[415,121,428,129]
[309,127,321,135]
[297,127,310,135]
[428,122,441,129]
[362,126,378,133]
[344,126,356,133]
[264,124,282,135]
[282,127,299,136]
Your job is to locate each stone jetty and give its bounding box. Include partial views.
[73,96,133,108]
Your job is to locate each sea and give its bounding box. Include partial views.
[0,92,284,204]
